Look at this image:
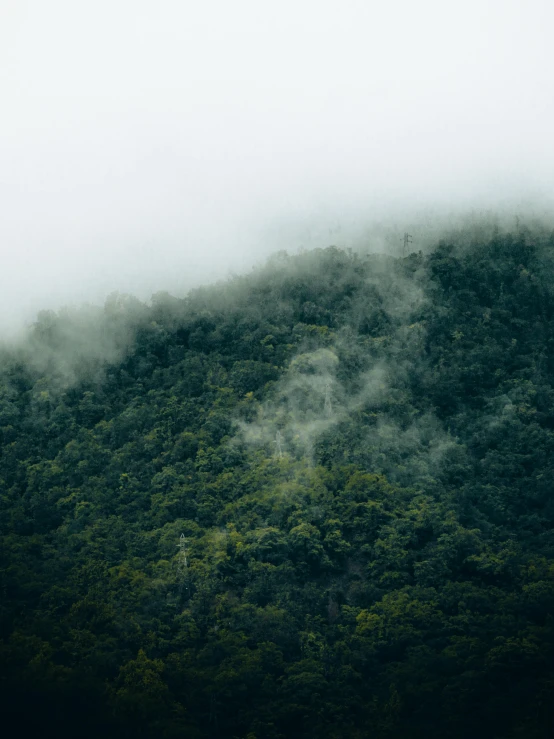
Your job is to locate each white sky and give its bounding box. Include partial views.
[1,0,553,332]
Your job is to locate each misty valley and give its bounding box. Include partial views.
[2,227,554,738]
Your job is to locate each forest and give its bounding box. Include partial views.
[1,225,554,738]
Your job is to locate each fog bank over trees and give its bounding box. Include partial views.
[2,0,554,332]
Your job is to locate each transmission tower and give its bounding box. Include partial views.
[324,383,332,416]
[176,534,189,596]
[274,431,283,459]
[402,232,413,256]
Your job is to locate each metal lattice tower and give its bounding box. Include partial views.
[324,383,332,416]
[274,431,283,459]
[177,534,189,595]
[402,232,413,256]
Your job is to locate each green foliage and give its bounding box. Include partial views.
[2,231,554,737]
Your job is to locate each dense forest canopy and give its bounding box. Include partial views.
[2,225,554,738]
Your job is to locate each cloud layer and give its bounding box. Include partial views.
[1,0,553,332]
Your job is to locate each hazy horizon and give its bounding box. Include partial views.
[2,0,553,333]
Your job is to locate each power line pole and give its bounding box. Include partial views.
[402,232,413,256]
[177,533,189,597]
[324,383,332,416]
[274,431,283,459]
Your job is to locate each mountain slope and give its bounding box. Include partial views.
[2,232,554,738]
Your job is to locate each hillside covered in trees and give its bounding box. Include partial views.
[2,227,554,738]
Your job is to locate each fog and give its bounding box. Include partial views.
[1,0,553,334]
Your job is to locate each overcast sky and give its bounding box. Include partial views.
[1,0,553,332]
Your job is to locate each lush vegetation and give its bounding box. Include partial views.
[2,228,554,738]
